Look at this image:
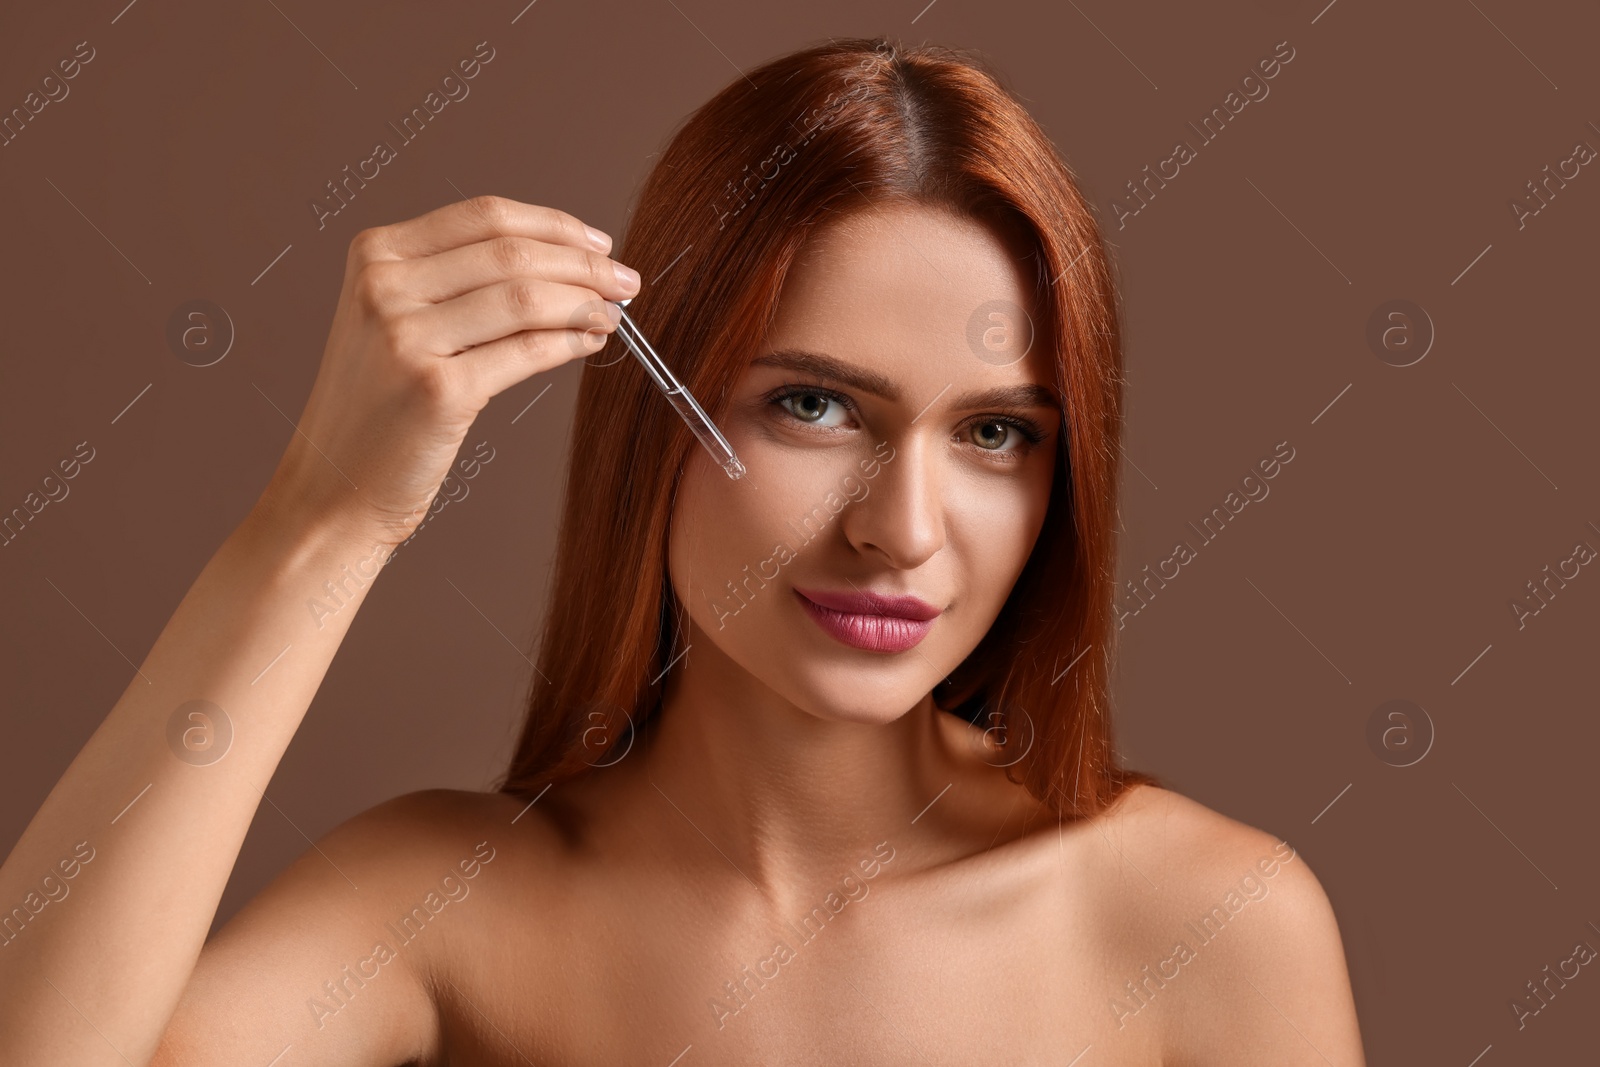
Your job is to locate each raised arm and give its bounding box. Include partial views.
[0,195,639,1066]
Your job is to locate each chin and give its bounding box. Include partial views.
[782,670,930,727]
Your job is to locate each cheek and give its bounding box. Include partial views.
[669,445,817,628]
[670,429,877,653]
[945,466,1052,605]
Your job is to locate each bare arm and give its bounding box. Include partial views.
[152,788,516,1067]
[1156,823,1368,1066]
[0,195,639,1066]
[0,501,419,1064]
[1183,846,1367,1065]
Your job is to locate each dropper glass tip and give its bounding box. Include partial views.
[722,457,747,480]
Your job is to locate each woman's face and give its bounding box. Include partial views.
[666,202,1062,724]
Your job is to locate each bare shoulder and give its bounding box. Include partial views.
[299,786,565,958]
[317,786,531,857]
[156,788,536,1067]
[277,786,541,910]
[1085,783,1367,1066]
[313,785,575,883]
[1087,782,1302,884]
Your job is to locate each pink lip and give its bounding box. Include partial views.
[792,586,941,654]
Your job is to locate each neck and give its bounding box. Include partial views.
[625,637,971,906]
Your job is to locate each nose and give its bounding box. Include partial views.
[840,436,945,569]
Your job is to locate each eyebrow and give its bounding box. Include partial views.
[750,348,1062,412]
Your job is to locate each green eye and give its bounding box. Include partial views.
[970,421,1007,450]
[773,387,851,428]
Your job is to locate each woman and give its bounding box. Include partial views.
[0,36,1364,1066]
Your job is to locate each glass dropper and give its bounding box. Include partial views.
[612,297,747,480]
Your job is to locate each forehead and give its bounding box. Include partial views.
[764,203,1049,388]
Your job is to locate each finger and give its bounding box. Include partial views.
[407,278,621,356]
[358,195,611,262]
[450,323,615,400]
[398,234,638,307]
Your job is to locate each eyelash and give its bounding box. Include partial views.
[762,382,1050,459]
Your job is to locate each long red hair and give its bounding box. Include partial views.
[497,36,1159,820]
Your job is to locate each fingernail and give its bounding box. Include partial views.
[613,262,641,292]
[585,225,611,251]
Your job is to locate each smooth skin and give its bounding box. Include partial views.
[0,196,1366,1066]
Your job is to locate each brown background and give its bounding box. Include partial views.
[2,0,1596,1061]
